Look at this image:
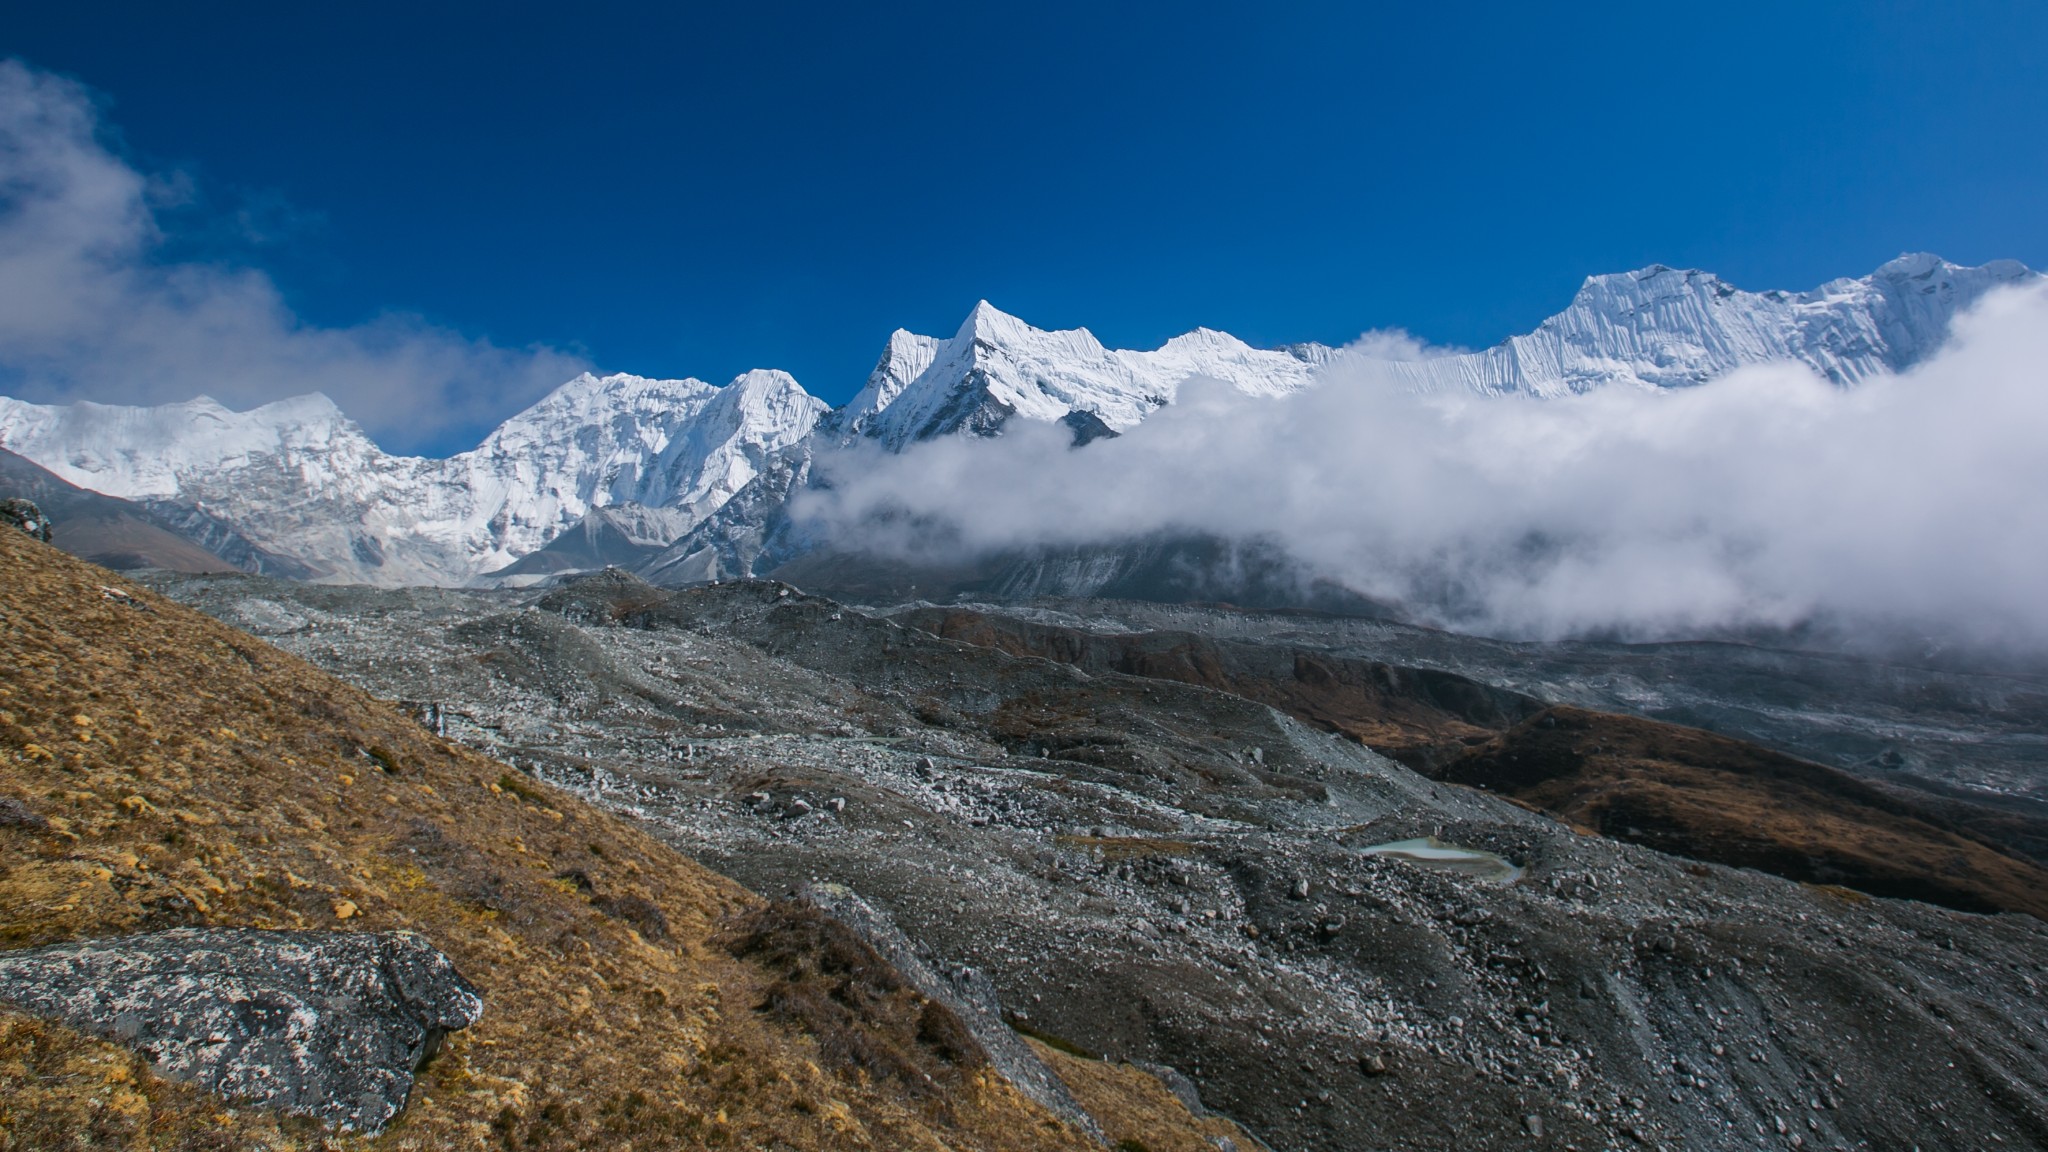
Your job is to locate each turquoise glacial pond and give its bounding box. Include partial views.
[1359,836,1524,885]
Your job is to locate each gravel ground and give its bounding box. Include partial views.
[143,570,2048,1151]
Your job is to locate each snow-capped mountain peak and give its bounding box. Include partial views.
[1135,327,1327,398]
[1369,253,2036,396]
[834,329,943,439]
[647,254,2038,590]
[840,301,1325,449]
[0,254,2034,589]
[0,391,371,501]
[0,367,826,586]
[640,369,826,522]
[476,372,715,454]
[439,368,822,577]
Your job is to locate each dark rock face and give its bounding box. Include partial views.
[1060,409,1120,447]
[1,497,52,542]
[0,928,482,1133]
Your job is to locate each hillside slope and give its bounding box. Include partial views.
[900,607,2048,920]
[0,526,1218,1150]
[0,448,237,575]
[1434,706,2048,917]
[129,565,2048,1150]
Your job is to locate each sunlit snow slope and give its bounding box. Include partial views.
[0,254,2033,586]
[0,371,823,584]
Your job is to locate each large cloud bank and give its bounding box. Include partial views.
[0,60,586,454]
[797,282,2048,647]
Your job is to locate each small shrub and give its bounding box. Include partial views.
[497,772,548,804]
[722,899,985,1098]
[595,892,671,942]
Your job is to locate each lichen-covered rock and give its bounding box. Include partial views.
[1,497,51,542]
[0,927,482,1133]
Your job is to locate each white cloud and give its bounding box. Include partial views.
[0,59,588,454]
[796,281,2048,648]
[1342,327,1461,361]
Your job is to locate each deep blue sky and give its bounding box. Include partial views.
[6,0,2045,451]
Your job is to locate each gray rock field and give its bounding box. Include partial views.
[139,569,2048,1151]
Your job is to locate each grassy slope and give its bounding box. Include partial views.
[1438,706,2048,919]
[0,528,1212,1151]
[1026,1041,1249,1152]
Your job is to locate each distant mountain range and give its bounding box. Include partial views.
[0,371,823,584]
[0,253,2034,591]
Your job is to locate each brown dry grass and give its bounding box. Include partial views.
[721,900,986,1102]
[0,528,1217,1150]
[1441,707,2048,919]
[1025,1041,1249,1152]
[1051,836,1197,861]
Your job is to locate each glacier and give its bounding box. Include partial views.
[0,253,2033,587]
[1376,253,2035,396]
[0,370,823,584]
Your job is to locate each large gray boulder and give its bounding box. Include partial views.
[1,496,51,542]
[0,927,481,1133]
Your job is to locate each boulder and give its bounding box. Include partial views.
[1,497,51,543]
[0,927,481,1133]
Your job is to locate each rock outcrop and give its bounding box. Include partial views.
[1,496,50,542]
[0,928,481,1134]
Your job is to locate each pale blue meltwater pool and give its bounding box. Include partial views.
[1359,836,1524,885]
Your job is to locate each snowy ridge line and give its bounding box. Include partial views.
[1375,252,2034,397]
[0,368,824,585]
[0,253,2035,588]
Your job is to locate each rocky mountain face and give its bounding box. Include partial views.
[0,448,240,573]
[0,255,2034,589]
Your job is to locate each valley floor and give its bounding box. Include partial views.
[127,566,2048,1151]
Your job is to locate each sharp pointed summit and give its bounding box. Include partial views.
[0,255,2034,588]
[836,301,1322,451]
[956,299,1029,340]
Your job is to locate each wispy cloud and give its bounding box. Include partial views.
[797,282,2048,648]
[1342,327,1462,361]
[0,59,588,455]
